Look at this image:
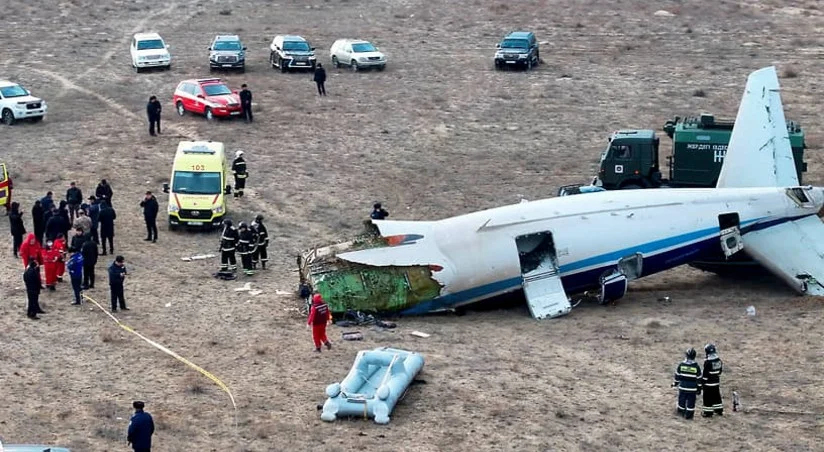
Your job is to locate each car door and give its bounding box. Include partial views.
[130,38,136,63]
[179,83,194,112]
[343,43,353,65]
[191,84,206,113]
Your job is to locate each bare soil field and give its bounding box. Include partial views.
[1,0,823,450]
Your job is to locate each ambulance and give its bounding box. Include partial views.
[0,163,11,213]
[162,141,231,230]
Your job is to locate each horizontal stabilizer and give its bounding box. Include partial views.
[716,66,798,188]
[743,215,824,295]
[370,220,436,238]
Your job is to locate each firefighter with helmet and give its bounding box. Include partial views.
[702,343,724,417]
[218,219,238,276]
[232,150,248,198]
[672,347,702,419]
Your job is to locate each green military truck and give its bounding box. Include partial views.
[592,113,807,189]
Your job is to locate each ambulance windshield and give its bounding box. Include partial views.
[172,171,221,194]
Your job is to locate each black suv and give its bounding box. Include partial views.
[494,31,539,70]
[208,35,246,72]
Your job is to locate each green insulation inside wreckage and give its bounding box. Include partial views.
[311,263,443,314]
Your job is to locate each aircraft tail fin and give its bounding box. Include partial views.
[716,66,798,188]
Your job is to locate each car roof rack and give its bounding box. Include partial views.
[196,78,222,83]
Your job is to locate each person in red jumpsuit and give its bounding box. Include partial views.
[53,233,67,282]
[307,293,333,352]
[42,240,60,291]
[19,233,42,269]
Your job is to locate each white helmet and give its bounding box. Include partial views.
[235,150,244,158]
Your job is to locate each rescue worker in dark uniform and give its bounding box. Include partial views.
[24,260,44,319]
[218,219,238,274]
[239,84,253,123]
[237,222,255,276]
[231,151,247,198]
[81,233,98,290]
[701,343,724,417]
[127,400,155,452]
[370,202,389,220]
[251,214,268,269]
[672,347,702,420]
[147,95,162,136]
[249,220,259,270]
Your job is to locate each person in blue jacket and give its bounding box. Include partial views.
[127,400,154,452]
[67,251,84,305]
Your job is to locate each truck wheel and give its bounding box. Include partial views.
[621,184,642,190]
[332,56,339,68]
[2,109,14,125]
[176,101,186,116]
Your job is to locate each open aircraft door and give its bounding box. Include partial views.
[0,163,9,211]
[719,213,744,257]
[516,232,571,320]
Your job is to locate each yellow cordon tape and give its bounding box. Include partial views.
[81,293,238,426]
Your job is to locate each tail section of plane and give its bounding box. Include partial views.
[716,66,799,188]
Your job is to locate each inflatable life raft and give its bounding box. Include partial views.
[320,347,424,424]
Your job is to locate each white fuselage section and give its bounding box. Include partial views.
[343,187,823,313]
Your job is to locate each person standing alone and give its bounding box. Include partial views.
[231,151,248,198]
[239,84,253,123]
[313,63,327,96]
[127,400,154,452]
[140,191,158,242]
[307,293,332,352]
[147,96,162,136]
[108,255,129,313]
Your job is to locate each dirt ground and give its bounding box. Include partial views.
[1,0,823,450]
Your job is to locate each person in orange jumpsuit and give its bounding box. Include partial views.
[307,293,333,352]
[53,233,67,282]
[19,233,43,269]
[42,240,60,291]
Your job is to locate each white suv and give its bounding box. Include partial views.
[130,32,171,72]
[330,39,386,71]
[0,80,47,125]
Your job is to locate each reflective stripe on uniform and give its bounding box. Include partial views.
[703,383,720,387]
[678,388,698,392]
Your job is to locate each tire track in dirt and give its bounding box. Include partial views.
[31,67,199,140]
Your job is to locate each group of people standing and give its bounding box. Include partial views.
[9,179,133,318]
[217,214,269,278]
[672,344,725,420]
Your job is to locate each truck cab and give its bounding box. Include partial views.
[162,141,232,230]
[594,113,807,190]
[595,130,661,189]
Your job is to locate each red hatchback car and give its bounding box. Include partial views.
[173,78,242,120]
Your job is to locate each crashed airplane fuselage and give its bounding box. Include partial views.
[298,66,824,319]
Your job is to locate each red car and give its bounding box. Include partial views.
[172,78,242,120]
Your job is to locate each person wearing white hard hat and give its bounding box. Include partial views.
[231,150,248,198]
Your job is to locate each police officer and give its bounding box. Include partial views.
[237,222,255,276]
[672,348,702,419]
[127,400,155,452]
[370,202,389,220]
[231,150,247,198]
[239,84,253,123]
[701,343,724,417]
[218,219,238,274]
[252,214,269,269]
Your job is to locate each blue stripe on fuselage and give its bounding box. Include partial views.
[399,214,812,315]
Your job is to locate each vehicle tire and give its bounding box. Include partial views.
[270,53,276,69]
[280,57,288,73]
[31,116,43,123]
[621,184,642,190]
[351,60,359,72]
[238,66,245,74]
[169,223,178,232]
[2,109,14,126]
[134,65,142,74]
[205,107,214,121]
[377,65,385,72]
[176,101,186,116]
[311,61,317,71]
[332,56,339,68]
[527,59,533,70]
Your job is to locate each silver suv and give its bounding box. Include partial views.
[208,35,246,72]
[269,35,316,72]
